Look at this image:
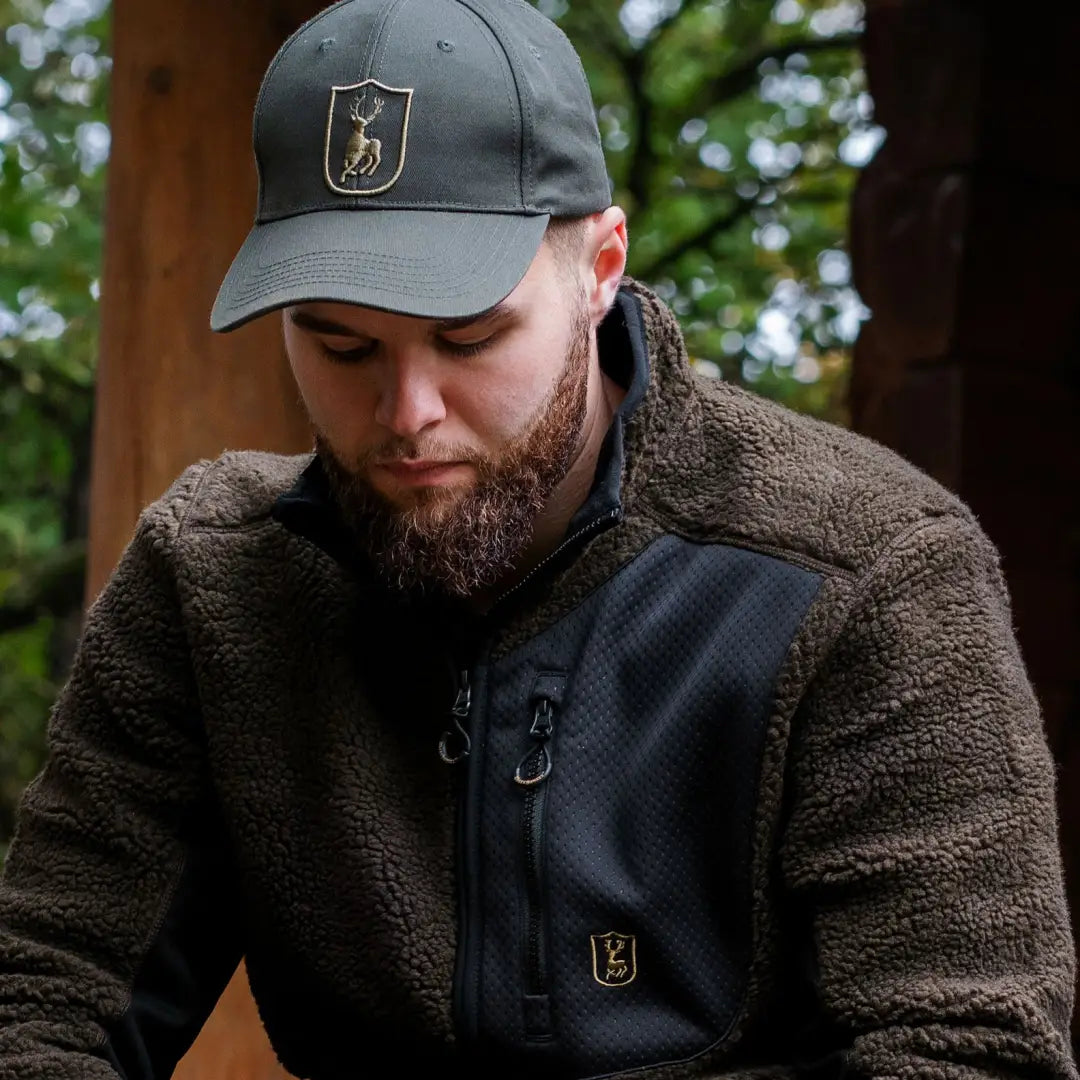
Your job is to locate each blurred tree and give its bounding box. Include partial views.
[0,0,870,856]
[0,0,109,856]
[557,0,869,418]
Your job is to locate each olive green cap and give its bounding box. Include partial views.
[211,0,610,331]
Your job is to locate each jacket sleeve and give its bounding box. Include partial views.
[778,511,1078,1078]
[0,463,244,1079]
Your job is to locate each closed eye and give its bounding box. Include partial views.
[319,339,377,364]
[437,332,499,358]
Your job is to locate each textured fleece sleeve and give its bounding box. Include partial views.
[778,512,1077,1079]
[0,464,244,1079]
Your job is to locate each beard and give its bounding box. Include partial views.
[316,296,592,599]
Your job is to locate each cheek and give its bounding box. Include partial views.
[458,312,574,439]
[288,346,377,448]
[450,359,554,443]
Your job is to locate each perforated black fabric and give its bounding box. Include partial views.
[469,534,821,1077]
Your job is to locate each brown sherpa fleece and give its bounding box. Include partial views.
[0,278,1075,1079]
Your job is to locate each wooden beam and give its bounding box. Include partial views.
[91,1,327,1075]
[89,0,322,596]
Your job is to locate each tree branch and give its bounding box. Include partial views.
[565,9,653,209]
[634,197,758,280]
[0,354,94,430]
[652,0,716,46]
[613,28,863,213]
[624,50,654,212]
[570,6,633,62]
[698,32,863,113]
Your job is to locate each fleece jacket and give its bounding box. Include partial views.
[0,279,1076,1080]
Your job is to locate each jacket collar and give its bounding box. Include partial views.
[272,283,653,575]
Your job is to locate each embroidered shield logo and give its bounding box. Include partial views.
[323,79,413,197]
[590,932,637,987]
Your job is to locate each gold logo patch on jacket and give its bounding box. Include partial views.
[591,932,637,987]
[323,78,412,196]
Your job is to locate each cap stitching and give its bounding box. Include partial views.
[215,220,537,324]
[228,266,507,301]
[247,213,521,277]
[254,0,355,216]
[220,213,547,310]
[359,0,394,78]
[255,218,480,274]
[369,0,412,75]
[261,200,545,219]
[224,236,514,301]
[362,0,406,80]
[322,81,414,198]
[246,235,496,277]
[225,265,511,302]
[457,0,532,211]
[439,0,520,208]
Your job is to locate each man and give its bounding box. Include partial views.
[0,0,1075,1077]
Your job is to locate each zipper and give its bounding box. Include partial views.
[439,669,472,764]
[490,507,622,616]
[444,502,619,1050]
[449,651,487,1047]
[513,673,567,1042]
[438,504,620,765]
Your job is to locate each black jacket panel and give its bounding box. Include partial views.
[471,534,821,1075]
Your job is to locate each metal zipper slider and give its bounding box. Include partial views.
[514,698,555,786]
[439,670,472,764]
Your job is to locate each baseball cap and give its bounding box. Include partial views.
[210,0,611,332]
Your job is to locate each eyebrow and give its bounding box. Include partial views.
[287,299,515,338]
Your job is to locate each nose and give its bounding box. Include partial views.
[372,352,447,438]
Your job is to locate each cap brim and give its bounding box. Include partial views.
[210,209,550,332]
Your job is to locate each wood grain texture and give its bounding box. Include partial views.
[89,0,321,597]
[91,1,326,1075]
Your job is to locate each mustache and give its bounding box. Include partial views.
[355,437,486,468]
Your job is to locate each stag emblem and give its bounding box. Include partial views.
[324,79,414,197]
[341,93,383,182]
[605,938,628,980]
[590,931,637,987]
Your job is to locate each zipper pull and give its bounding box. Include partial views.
[514,698,555,786]
[439,670,472,765]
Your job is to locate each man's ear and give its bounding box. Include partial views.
[582,206,628,326]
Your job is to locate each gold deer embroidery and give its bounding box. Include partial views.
[604,936,629,982]
[341,94,383,183]
[590,931,636,986]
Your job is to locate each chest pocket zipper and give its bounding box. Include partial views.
[513,671,568,1043]
[439,669,472,764]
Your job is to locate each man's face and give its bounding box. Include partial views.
[282,239,594,597]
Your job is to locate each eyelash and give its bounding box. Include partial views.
[320,343,376,364]
[318,335,496,364]
[439,336,493,358]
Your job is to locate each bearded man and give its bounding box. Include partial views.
[0,1,1075,1079]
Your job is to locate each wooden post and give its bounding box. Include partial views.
[91,1,326,1075]
[850,1,1080,1042]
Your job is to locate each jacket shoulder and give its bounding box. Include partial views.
[141,450,313,537]
[651,375,977,577]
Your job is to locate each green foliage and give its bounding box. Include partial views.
[0,616,55,859]
[0,0,876,854]
[548,0,871,423]
[0,0,110,857]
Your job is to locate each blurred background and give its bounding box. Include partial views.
[1,0,1076,1075]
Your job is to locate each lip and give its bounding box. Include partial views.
[375,460,468,486]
